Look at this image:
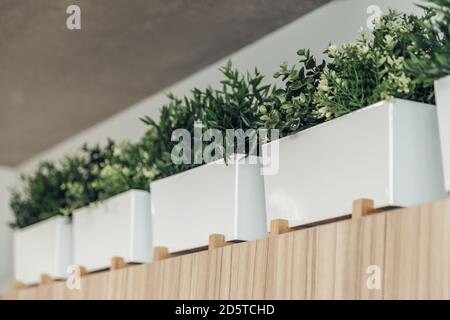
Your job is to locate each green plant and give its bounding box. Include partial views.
[141,62,273,179]
[141,94,202,179]
[9,142,114,228]
[10,161,67,229]
[199,62,272,132]
[91,139,157,201]
[63,141,115,212]
[408,0,450,80]
[259,49,327,137]
[313,10,439,121]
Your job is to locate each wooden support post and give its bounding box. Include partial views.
[14,281,26,290]
[208,234,226,250]
[352,198,375,219]
[270,219,290,236]
[40,274,53,286]
[78,266,88,276]
[154,246,172,261]
[110,256,126,270]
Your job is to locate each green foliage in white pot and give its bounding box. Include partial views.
[91,139,158,202]
[9,142,115,228]
[313,10,440,121]
[259,49,327,137]
[407,0,450,80]
[141,61,273,179]
[261,9,442,136]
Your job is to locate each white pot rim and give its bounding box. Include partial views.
[263,98,434,146]
[150,154,262,186]
[15,215,70,233]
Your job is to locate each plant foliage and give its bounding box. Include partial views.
[407,0,450,80]
[259,49,327,137]
[141,61,273,177]
[314,10,439,121]
[10,4,448,229]
[10,142,114,228]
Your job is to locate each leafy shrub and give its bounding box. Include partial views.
[141,94,203,179]
[141,61,273,179]
[62,142,115,212]
[9,142,114,228]
[91,139,158,201]
[10,162,66,228]
[259,49,327,137]
[408,0,450,80]
[200,62,272,133]
[259,10,440,135]
[314,10,439,121]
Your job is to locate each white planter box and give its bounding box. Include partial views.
[263,99,447,228]
[14,216,72,285]
[435,76,450,191]
[73,190,152,272]
[151,155,267,252]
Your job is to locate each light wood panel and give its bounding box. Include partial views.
[4,197,450,300]
[384,200,450,299]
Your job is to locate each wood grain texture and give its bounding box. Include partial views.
[6,197,450,300]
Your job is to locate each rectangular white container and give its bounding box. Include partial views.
[73,190,152,272]
[150,155,267,252]
[14,216,72,285]
[435,76,450,191]
[263,99,447,228]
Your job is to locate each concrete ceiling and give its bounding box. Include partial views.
[0,0,330,166]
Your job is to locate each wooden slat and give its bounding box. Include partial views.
[209,234,226,250]
[14,281,26,290]
[270,219,290,236]
[8,197,450,300]
[177,254,193,299]
[110,257,126,270]
[352,198,375,219]
[161,256,181,299]
[40,274,53,286]
[154,246,172,261]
